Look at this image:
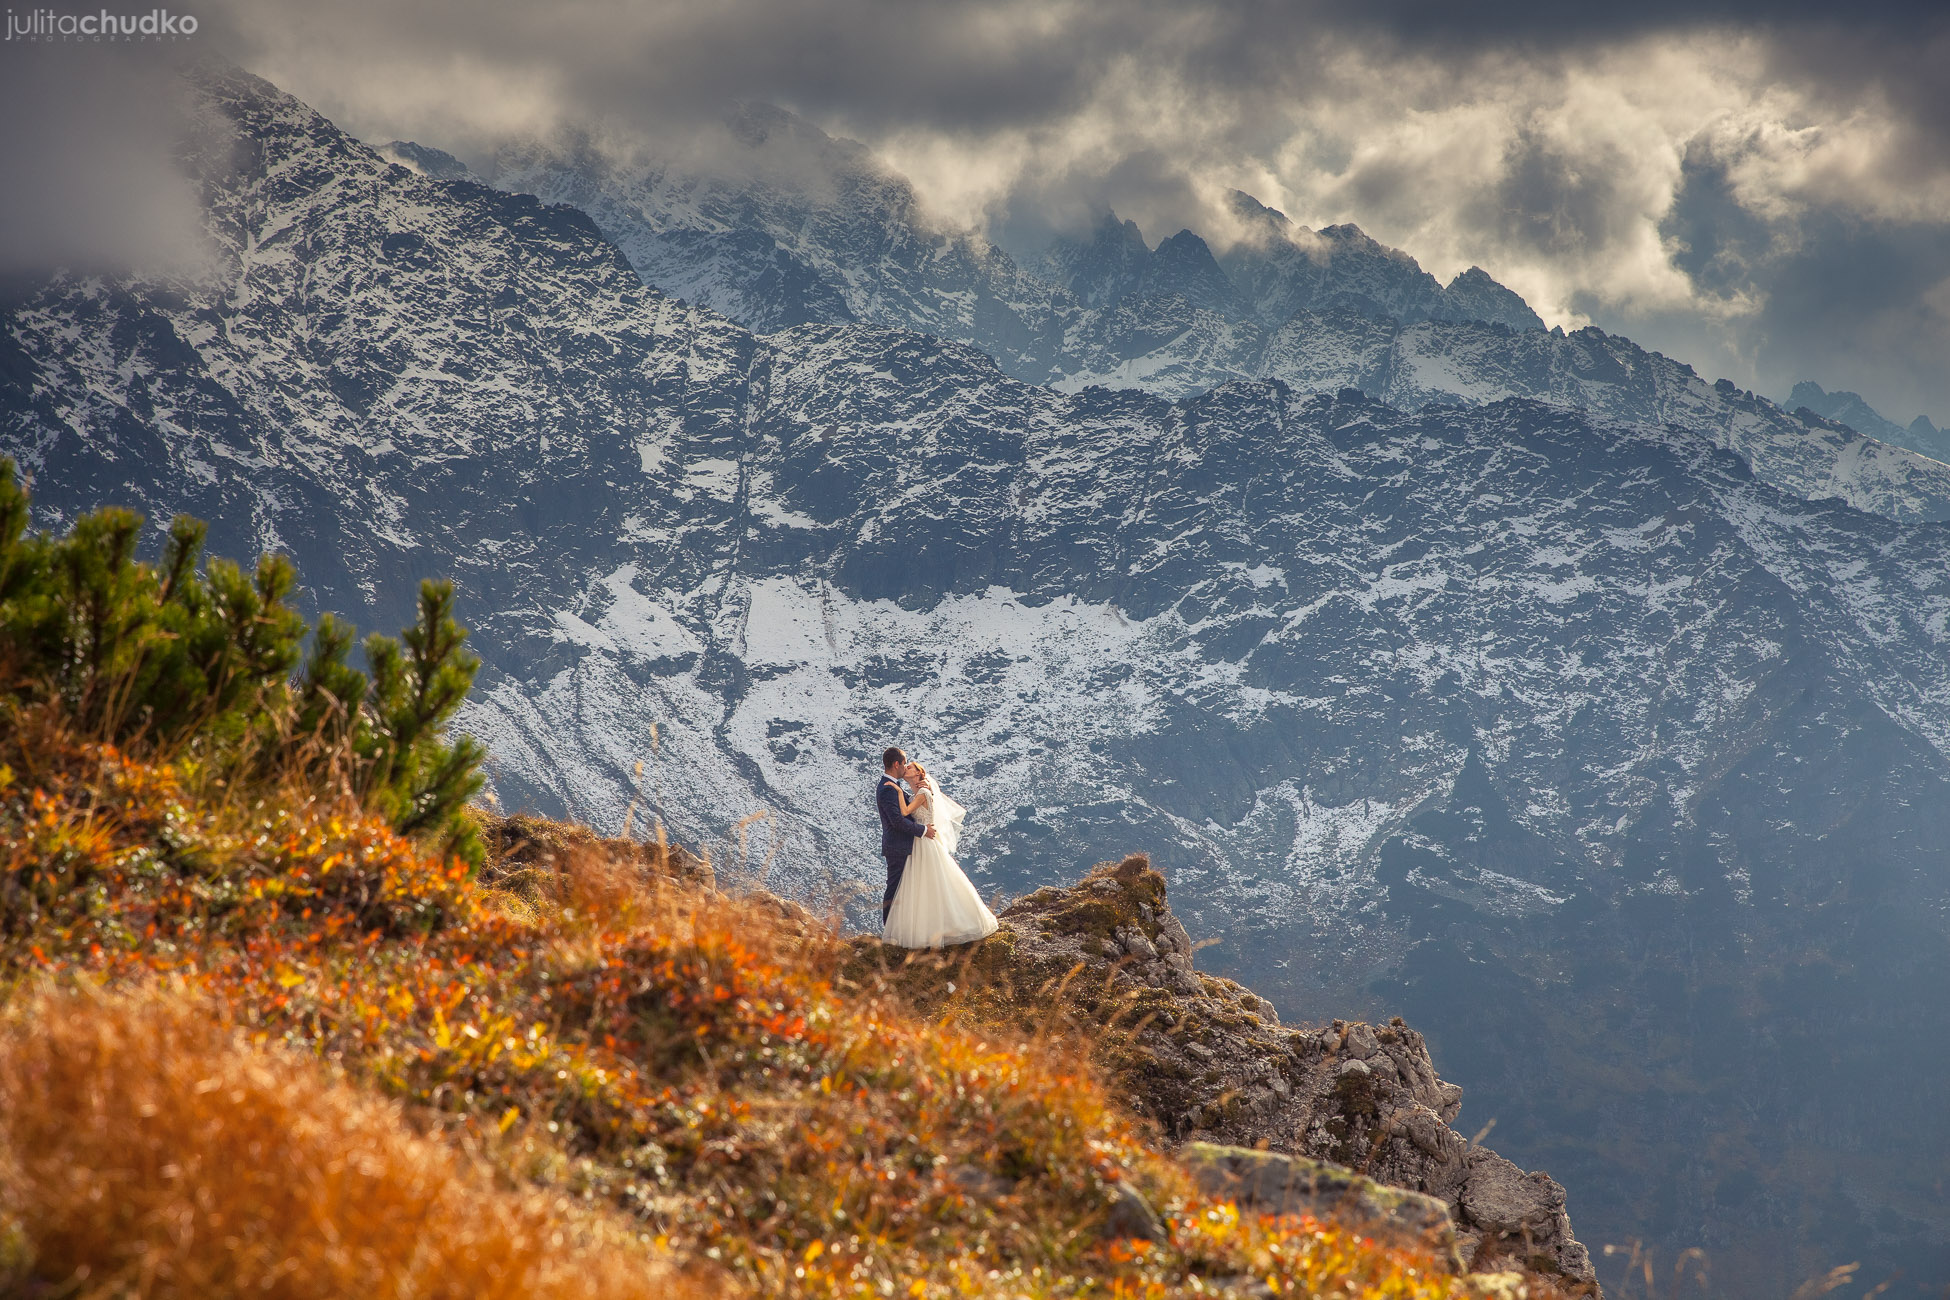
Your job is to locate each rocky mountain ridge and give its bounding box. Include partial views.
[1032,196,1544,334]
[1789,380,1949,463]
[431,111,1950,524]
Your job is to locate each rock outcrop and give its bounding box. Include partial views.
[886,855,1597,1289]
[1180,1142,1461,1267]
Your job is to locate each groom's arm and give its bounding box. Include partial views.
[878,781,929,838]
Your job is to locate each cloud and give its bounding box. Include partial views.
[6,0,1949,421]
[0,44,212,277]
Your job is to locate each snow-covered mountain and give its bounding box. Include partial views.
[455,110,1950,528]
[1789,379,1950,463]
[463,106,1066,376]
[9,66,1950,1296]
[1037,194,1545,333]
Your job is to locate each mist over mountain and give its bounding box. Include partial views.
[449,108,1950,528]
[7,65,1950,1297]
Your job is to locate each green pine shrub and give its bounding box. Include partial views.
[0,458,485,865]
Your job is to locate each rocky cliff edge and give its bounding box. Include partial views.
[845,854,1598,1290]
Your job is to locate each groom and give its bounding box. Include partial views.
[876,746,936,923]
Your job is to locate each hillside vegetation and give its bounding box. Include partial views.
[0,469,1571,1297]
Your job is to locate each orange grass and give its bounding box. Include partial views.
[0,710,1537,1298]
[0,987,698,1299]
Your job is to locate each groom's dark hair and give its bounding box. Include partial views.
[882,746,906,772]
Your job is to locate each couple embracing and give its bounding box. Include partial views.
[874,747,999,948]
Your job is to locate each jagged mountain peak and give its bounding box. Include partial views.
[720,100,887,181]
[184,58,463,202]
[1165,196,1543,335]
[1092,209,1149,244]
[377,140,472,181]
[1790,379,1950,462]
[1313,221,1396,255]
[1126,225,1237,314]
[1032,210,1155,307]
[1155,227,1217,256]
[1440,265,1547,332]
[465,101,1563,397]
[1224,187,1294,232]
[180,56,295,109]
[478,99,990,335]
[1789,378,1853,412]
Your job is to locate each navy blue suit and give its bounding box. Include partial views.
[876,774,927,923]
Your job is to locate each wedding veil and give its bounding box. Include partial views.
[924,775,967,855]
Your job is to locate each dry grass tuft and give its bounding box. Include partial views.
[0,987,702,1300]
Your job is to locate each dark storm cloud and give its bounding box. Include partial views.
[1664,155,1950,426]
[1473,128,1648,261]
[1332,0,1945,45]
[4,0,1948,421]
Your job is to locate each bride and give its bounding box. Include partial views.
[882,760,999,949]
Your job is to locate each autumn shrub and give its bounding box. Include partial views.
[0,712,472,947]
[0,986,701,1300]
[0,458,484,864]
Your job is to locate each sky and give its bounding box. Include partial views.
[4,0,1948,425]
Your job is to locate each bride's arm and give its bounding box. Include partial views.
[898,785,930,816]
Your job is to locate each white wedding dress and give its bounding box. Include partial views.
[882,777,999,949]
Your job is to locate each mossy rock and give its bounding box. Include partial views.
[1179,1143,1461,1271]
[1014,855,1166,939]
